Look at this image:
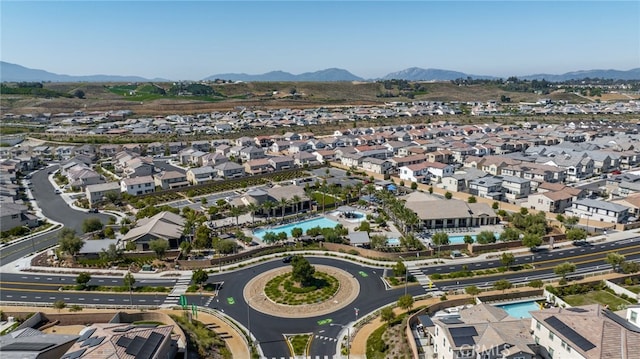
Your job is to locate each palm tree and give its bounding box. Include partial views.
[246,203,258,224]
[229,205,243,227]
[292,195,301,217]
[280,197,288,219]
[262,200,275,222]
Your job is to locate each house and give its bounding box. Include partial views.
[239,146,266,161]
[360,157,393,175]
[469,176,505,201]
[123,157,155,178]
[403,193,498,229]
[200,152,228,167]
[268,156,294,171]
[154,171,189,190]
[527,190,576,213]
[120,176,155,196]
[98,144,120,158]
[429,303,537,359]
[293,151,320,167]
[566,198,630,224]
[214,162,245,179]
[441,168,488,193]
[186,166,216,185]
[501,175,532,202]
[122,211,185,250]
[146,142,166,155]
[348,231,370,247]
[0,328,78,359]
[244,158,272,175]
[85,182,121,204]
[0,203,38,232]
[530,305,640,359]
[190,140,211,152]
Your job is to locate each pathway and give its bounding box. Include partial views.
[162,273,192,307]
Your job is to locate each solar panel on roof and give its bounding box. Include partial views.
[112,325,133,333]
[125,336,146,356]
[76,328,96,342]
[566,308,588,313]
[61,349,86,359]
[116,336,132,348]
[1,342,55,351]
[137,332,165,359]
[80,336,104,348]
[449,326,478,347]
[544,316,596,352]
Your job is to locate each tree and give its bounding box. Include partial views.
[393,260,407,278]
[432,232,449,246]
[73,89,85,99]
[528,279,544,288]
[522,233,542,248]
[82,217,104,233]
[217,239,236,254]
[519,207,529,215]
[193,225,212,249]
[53,300,66,313]
[397,294,414,311]
[179,241,192,259]
[291,256,315,286]
[59,231,84,258]
[262,231,279,244]
[99,243,123,264]
[492,201,499,210]
[291,227,303,240]
[76,272,91,289]
[192,269,209,289]
[475,231,496,244]
[123,272,136,290]
[358,220,371,233]
[410,182,418,190]
[500,253,515,269]
[463,235,473,244]
[553,262,576,280]
[465,286,481,296]
[149,239,169,259]
[369,234,387,250]
[499,227,521,242]
[428,187,433,194]
[566,228,587,242]
[467,195,477,203]
[564,216,579,228]
[444,191,452,199]
[493,279,512,292]
[605,252,626,273]
[380,307,396,323]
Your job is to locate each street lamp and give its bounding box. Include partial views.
[330,323,350,359]
[583,213,592,234]
[398,255,408,296]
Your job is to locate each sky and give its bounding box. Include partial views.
[1,1,639,80]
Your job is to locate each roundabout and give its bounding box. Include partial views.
[243,264,360,318]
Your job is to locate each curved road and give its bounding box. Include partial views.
[3,165,640,357]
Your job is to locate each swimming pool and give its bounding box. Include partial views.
[386,237,400,246]
[253,217,339,240]
[448,233,501,244]
[494,300,541,319]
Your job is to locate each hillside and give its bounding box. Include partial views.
[0,81,630,116]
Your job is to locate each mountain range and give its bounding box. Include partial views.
[1,61,639,83]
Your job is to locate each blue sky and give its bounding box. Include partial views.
[2,1,639,80]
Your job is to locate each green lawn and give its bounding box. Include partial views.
[625,286,640,294]
[311,192,337,207]
[564,290,632,311]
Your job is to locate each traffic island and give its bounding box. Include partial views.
[243,265,360,318]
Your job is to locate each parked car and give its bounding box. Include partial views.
[282,255,293,263]
[88,208,99,213]
[54,189,61,194]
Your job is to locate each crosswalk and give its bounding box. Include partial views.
[313,335,337,342]
[407,265,437,292]
[161,274,191,307]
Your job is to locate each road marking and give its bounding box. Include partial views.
[358,271,368,277]
[49,297,55,300]
[20,296,26,298]
[47,278,52,281]
[63,298,70,300]
[108,299,114,301]
[227,297,235,305]
[5,295,12,298]
[78,298,85,300]
[35,296,41,299]
[317,318,333,325]
[93,299,99,301]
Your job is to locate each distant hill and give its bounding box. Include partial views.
[2,60,639,83]
[0,61,167,82]
[203,68,364,82]
[381,67,496,81]
[521,68,640,81]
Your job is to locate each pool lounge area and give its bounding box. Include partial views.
[252,217,340,240]
[493,299,544,319]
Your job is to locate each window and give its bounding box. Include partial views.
[631,311,638,323]
[536,321,541,330]
[548,347,554,358]
[548,332,554,341]
[534,336,539,344]
[561,340,567,349]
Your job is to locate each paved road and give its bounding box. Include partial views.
[33,165,113,232]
